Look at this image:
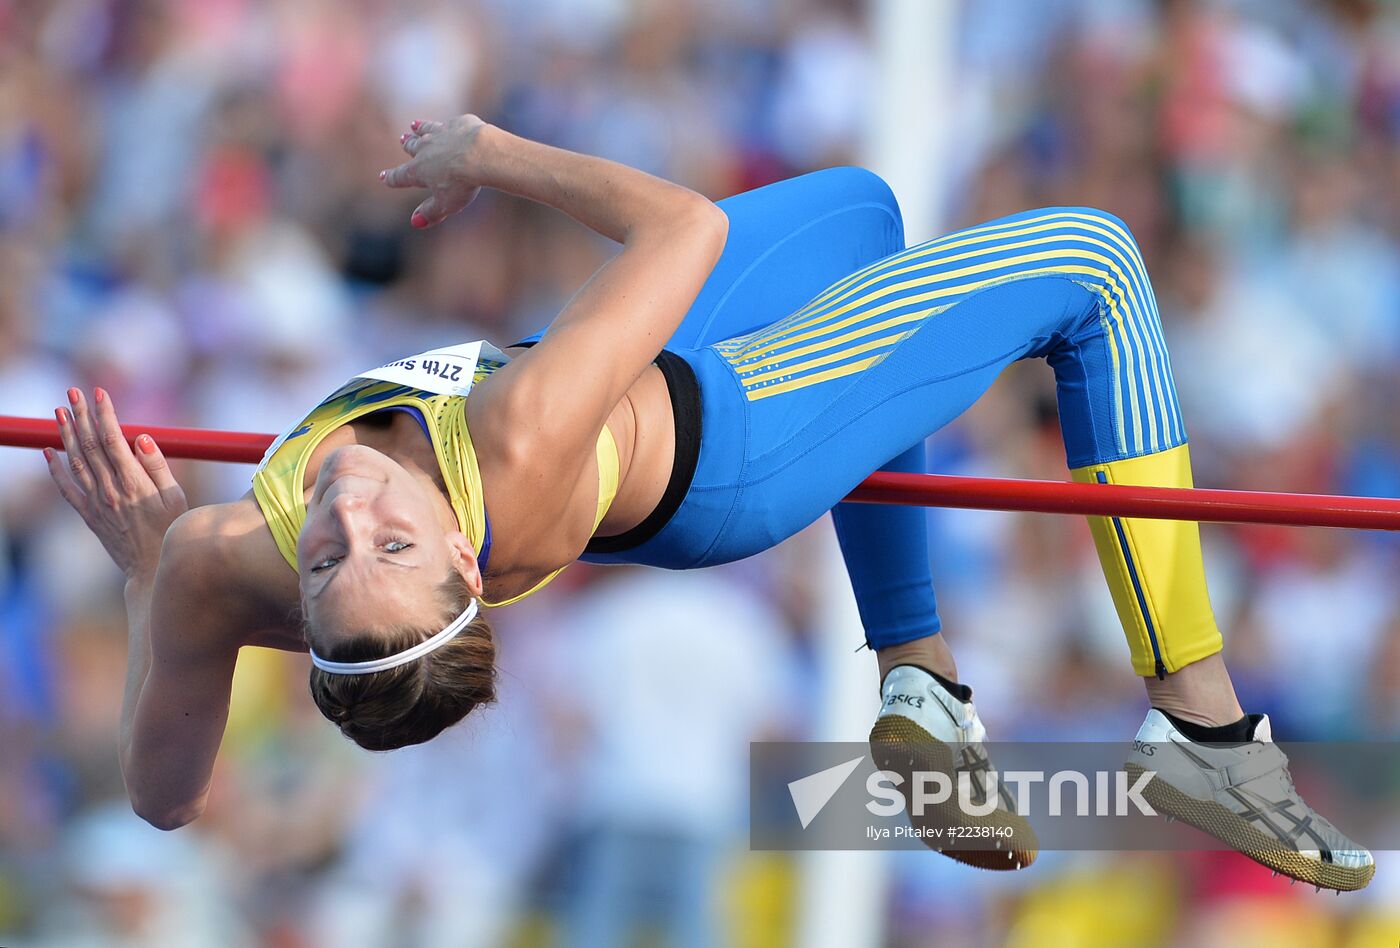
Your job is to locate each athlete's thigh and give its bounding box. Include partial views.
[704,278,1096,559]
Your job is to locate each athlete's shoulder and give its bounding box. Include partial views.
[165,497,257,548]
[163,498,297,609]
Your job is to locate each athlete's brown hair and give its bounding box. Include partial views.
[305,571,496,751]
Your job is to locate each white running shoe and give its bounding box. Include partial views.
[1127,709,1375,892]
[867,664,1038,870]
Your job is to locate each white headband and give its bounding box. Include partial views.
[309,599,480,676]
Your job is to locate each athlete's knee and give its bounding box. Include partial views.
[823,166,903,230]
[1064,206,1144,256]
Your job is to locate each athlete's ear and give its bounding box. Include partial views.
[445,531,484,597]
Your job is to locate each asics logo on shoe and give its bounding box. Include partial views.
[884,693,926,709]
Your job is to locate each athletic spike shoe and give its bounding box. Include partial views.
[1126,709,1374,892]
[868,665,1038,870]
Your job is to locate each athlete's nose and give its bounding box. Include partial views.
[328,492,368,532]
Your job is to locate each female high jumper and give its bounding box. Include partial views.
[47,114,1372,890]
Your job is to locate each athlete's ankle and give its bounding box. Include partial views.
[1142,652,1244,727]
[1155,708,1254,743]
[1146,698,1247,730]
[875,635,959,687]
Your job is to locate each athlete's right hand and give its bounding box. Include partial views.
[46,388,188,583]
[380,114,490,229]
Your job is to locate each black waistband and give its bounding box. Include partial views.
[585,349,701,555]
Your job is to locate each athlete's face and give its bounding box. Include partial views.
[297,445,480,639]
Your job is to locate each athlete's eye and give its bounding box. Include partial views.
[310,541,410,571]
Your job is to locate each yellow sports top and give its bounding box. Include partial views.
[251,346,619,608]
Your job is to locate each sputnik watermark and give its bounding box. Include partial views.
[864,767,1157,819]
[754,742,1398,851]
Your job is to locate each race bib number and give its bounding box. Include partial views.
[357,341,507,396]
[257,341,507,465]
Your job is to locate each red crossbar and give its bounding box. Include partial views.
[0,415,276,465]
[6,414,1399,530]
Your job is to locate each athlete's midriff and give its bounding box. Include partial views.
[464,358,676,602]
[593,363,676,538]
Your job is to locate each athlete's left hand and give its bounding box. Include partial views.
[381,114,489,229]
[46,388,189,582]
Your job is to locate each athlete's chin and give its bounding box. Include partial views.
[316,445,397,487]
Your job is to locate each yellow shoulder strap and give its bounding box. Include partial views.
[481,425,620,608]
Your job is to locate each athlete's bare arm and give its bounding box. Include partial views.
[382,117,727,539]
[124,500,302,828]
[118,508,240,827]
[46,390,299,828]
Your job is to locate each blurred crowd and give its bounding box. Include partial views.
[1,0,1399,945]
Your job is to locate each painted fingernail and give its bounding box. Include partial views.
[94,387,105,404]
[400,133,408,143]
[55,408,65,426]
[67,388,78,405]
[43,448,54,462]
[379,170,387,181]
[138,435,155,454]
[411,119,421,130]
[411,212,427,229]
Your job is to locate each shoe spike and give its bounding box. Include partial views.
[1271,871,1278,878]
[1315,885,1321,893]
